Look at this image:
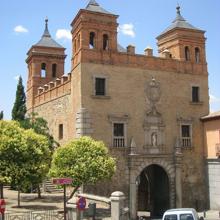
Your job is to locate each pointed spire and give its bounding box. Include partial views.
[88,0,99,6]
[43,17,51,37]
[173,4,185,22]
[34,17,64,48]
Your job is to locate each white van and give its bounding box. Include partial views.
[162,208,203,220]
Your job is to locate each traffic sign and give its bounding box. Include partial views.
[0,199,6,214]
[52,178,73,185]
[77,196,86,211]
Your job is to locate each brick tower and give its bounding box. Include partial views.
[157,6,206,65]
[26,18,66,112]
[71,0,118,68]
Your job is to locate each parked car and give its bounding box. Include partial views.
[162,208,204,220]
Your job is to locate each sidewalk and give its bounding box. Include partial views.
[199,210,220,220]
[3,187,64,213]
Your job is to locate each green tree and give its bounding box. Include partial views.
[12,76,26,121]
[0,120,51,206]
[0,111,3,120]
[49,136,116,198]
[21,112,58,150]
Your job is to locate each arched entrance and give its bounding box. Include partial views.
[137,164,170,217]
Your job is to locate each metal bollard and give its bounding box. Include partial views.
[203,211,206,218]
[88,202,96,220]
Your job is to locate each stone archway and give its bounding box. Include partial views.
[129,158,176,220]
[137,164,170,217]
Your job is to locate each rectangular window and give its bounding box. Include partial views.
[180,214,194,220]
[181,124,191,147]
[164,215,177,220]
[59,124,63,140]
[95,78,105,96]
[192,86,199,102]
[113,123,125,147]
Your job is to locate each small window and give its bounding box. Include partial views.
[113,123,125,147]
[192,86,199,102]
[89,32,95,49]
[164,215,177,220]
[180,214,194,220]
[185,46,190,61]
[52,64,57,78]
[41,63,46,78]
[78,34,80,49]
[74,39,77,53]
[181,124,191,147]
[95,78,106,96]
[103,34,109,50]
[59,124,63,140]
[195,47,200,63]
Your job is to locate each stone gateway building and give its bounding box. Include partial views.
[26,0,209,218]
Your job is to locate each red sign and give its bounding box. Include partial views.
[0,199,6,214]
[52,178,73,185]
[77,197,86,211]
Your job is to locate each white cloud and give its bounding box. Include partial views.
[14,75,20,81]
[118,23,135,38]
[14,25,28,33]
[56,29,72,40]
[210,94,220,103]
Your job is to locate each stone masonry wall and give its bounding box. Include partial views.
[80,61,209,209]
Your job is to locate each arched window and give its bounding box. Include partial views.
[185,46,190,61]
[41,63,46,78]
[103,34,109,50]
[74,39,77,53]
[195,47,200,63]
[89,32,95,49]
[78,34,80,49]
[52,64,57,78]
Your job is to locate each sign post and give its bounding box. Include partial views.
[53,178,73,220]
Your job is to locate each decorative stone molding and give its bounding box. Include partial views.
[76,108,93,138]
[143,77,165,152]
[108,113,129,123]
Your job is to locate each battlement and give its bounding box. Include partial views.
[78,47,208,75]
[34,73,71,107]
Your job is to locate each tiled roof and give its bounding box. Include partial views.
[158,6,203,37]
[201,111,220,121]
[85,0,113,15]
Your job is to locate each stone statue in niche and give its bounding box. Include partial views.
[151,132,157,146]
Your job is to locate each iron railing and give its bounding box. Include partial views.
[181,137,191,147]
[113,137,125,147]
[4,210,64,220]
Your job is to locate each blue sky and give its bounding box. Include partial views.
[0,0,220,119]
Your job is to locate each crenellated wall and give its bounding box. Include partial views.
[79,48,208,75]
[34,73,71,107]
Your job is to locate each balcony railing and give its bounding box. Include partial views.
[216,143,220,157]
[181,137,191,147]
[113,137,125,147]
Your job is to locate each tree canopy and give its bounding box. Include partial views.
[21,112,58,150]
[0,120,51,203]
[49,136,116,197]
[12,76,26,121]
